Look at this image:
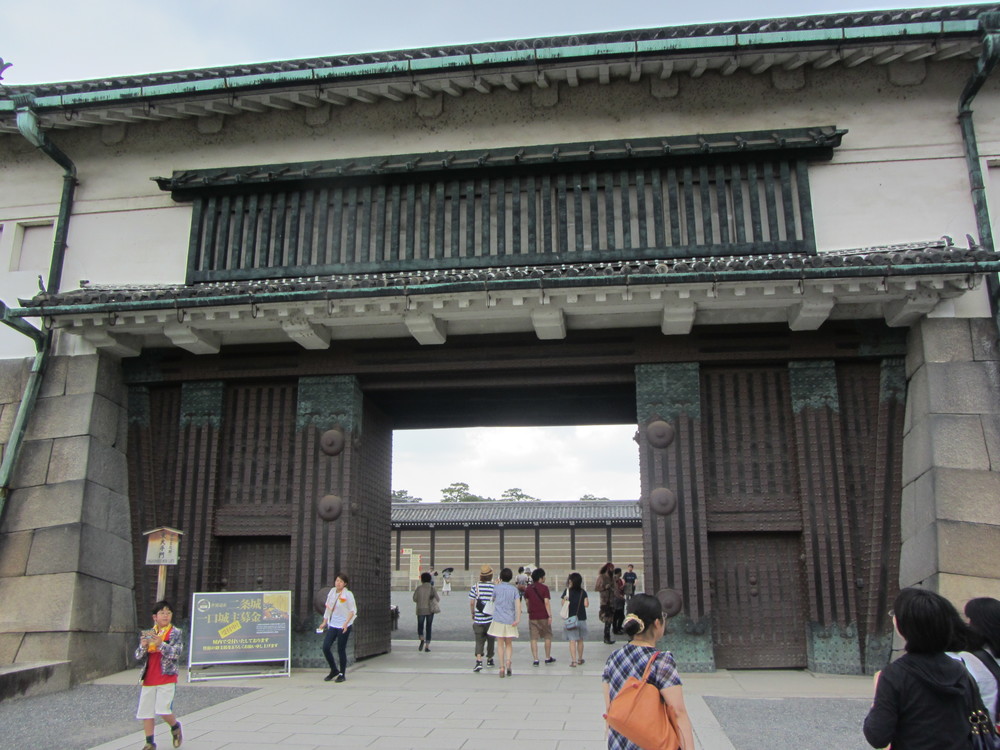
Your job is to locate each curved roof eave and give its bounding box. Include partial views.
[0,5,992,132]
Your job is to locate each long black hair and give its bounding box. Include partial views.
[966,597,1000,654]
[893,588,964,653]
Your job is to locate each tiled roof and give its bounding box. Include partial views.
[391,500,641,526]
[18,240,1000,311]
[2,5,992,97]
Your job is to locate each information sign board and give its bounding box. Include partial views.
[188,591,292,679]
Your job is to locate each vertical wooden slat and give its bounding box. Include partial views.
[258,193,273,267]
[187,198,206,278]
[698,165,713,246]
[542,175,553,254]
[511,176,521,255]
[389,183,401,262]
[373,184,387,262]
[244,193,260,269]
[682,167,697,247]
[715,164,730,245]
[286,191,301,266]
[636,170,648,248]
[200,196,218,271]
[329,187,344,265]
[589,172,601,251]
[344,186,359,265]
[316,188,330,265]
[480,177,491,257]
[449,180,461,257]
[527,175,538,254]
[747,162,763,242]
[730,164,747,244]
[556,173,569,255]
[300,189,316,267]
[419,182,431,259]
[762,161,779,242]
[403,183,416,261]
[272,192,287,267]
[779,160,796,242]
[620,170,633,249]
[215,195,232,271]
[464,180,476,258]
[434,181,446,258]
[229,195,246,271]
[666,168,681,246]
[496,176,506,257]
[795,160,816,251]
[604,172,616,250]
[360,185,373,264]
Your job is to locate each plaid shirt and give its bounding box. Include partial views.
[602,644,682,750]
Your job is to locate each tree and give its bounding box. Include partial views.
[500,487,539,502]
[391,489,422,503]
[579,493,610,502]
[440,482,493,502]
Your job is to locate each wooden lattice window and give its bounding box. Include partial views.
[155,127,844,283]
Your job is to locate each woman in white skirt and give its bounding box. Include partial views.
[487,567,521,677]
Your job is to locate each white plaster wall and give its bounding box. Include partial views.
[1,56,999,360]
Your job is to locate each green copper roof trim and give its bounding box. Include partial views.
[0,19,984,114]
[10,259,1000,319]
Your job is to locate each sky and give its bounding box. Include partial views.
[0,0,981,85]
[0,0,976,500]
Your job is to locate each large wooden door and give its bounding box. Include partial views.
[709,532,808,669]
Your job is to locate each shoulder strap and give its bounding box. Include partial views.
[640,651,661,683]
[972,650,1000,715]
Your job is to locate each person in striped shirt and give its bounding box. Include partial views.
[469,564,496,672]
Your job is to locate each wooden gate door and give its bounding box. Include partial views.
[709,532,808,668]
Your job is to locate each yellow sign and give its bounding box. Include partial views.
[144,527,183,566]
[218,620,242,638]
[409,553,422,580]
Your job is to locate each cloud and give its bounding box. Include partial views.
[392,425,638,502]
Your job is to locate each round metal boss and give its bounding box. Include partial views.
[317,494,343,522]
[648,487,677,516]
[656,588,683,618]
[320,428,346,456]
[314,587,331,615]
[646,420,675,448]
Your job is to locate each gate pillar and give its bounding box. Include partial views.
[292,376,391,664]
[635,363,713,672]
[788,361,862,674]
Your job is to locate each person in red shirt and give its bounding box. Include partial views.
[525,568,557,666]
[134,600,184,749]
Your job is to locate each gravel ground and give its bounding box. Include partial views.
[704,696,872,750]
[0,684,254,750]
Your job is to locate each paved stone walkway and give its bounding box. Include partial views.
[81,640,873,750]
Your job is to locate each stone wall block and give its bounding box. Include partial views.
[89,394,123,447]
[903,365,928,436]
[84,438,128,495]
[983,415,1000,470]
[0,402,18,444]
[0,572,76,631]
[0,632,24,663]
[918,319,974,364]
[24,392,95,441]
[938,520,1000,578]
[970,319,1000,362]
[924,361,1000,416]
[899,522,938,588]
[900,470,934,540]
[929,572,1000,605]
[14,632,70,663]
[1,480,86,533]
[38,356,68,399]
[9,439,52,489]
[69,575,113,632]
[46,436,90,485]
[83,483,131,539]
[26,523,82,575]
[900,416,930,486]
[97,354,127,406]
[914,414,990,475]
[78,525,134,586]
[63,355,99,397]
[65,632,133,684]
[932,467,1000,525]
[110,584,137,633]
[0,530,33,577]
[0,358,29,404]
[905,321,927,378]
